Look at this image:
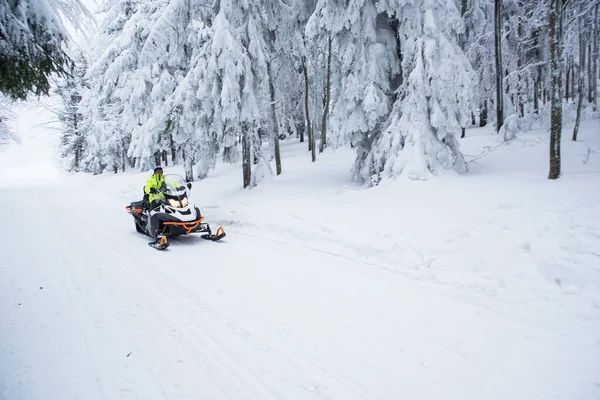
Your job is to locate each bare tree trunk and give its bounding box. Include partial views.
[74,145,80,169]
[304,63,312,153]
[169,123,177,163]
[549,0,562,180]
[494,0,504,133]
[267,62,282,175]
[534,78,539,114]
[162,150,168,167]
[571,60,575,102]
[310,121,316,162]
[565,59,570,101]
[299,117,305,143]
[183,148,193,182]
[543,84,547,105]
[593,5,599,111]
[298,41,305,144]
[302,58,316,162]
[480,100,488,127]
[460,0,469,47]
[242,124,251,188]
[320,35,332,153]
[517,1,525,117]
[73,110,80,169]
[589,41,594,103]
[574,24,585,141]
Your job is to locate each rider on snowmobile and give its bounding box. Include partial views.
[144,166,167,209]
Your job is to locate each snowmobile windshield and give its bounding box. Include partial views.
[162,175,189,208]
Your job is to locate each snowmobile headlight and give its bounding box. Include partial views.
[168,198,181,208]
[181,197,188,207]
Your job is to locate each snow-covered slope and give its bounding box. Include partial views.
[1,109,599,399]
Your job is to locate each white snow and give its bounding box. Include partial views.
[1,107,599,399]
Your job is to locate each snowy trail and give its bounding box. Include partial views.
[2,183,598,399]
[2,187,281,399]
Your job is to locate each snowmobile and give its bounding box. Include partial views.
[125,174,226,250]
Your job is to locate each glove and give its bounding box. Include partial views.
[149,187,159,194]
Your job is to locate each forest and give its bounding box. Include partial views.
[2,0,599,185]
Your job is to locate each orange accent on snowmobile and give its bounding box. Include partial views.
[125,205,143,214]
[158,236,168,247]
[215,226,225,237]
[163,217,205,235]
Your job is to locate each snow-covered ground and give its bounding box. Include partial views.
[1,107,599,399]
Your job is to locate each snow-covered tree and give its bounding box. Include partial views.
[201,0,273,187]
[166,4,216,181]
[353,0,474,183]
[79,0,141,173]
[0,95,16,148]
[70,0,597,183]
[272,1,317,146]
[309,0,401,152]
[459,0,493,128]
[0,0,89,100]
[56,51,90,171]
[124,0,197,170]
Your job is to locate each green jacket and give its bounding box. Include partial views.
[144,173,166,203]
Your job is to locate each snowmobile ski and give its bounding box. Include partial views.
[148,235,169,250]
[201,226,226,241]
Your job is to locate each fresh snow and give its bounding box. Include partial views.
[1,106,599,399]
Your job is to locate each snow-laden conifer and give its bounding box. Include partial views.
[353,0,474,183]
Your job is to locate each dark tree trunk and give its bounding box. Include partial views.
[461,0,469,46]
[267,61,282,175]
[242,124,251,188]
[534,79,539,114]
[548,0,562,180]
[480,100,488,127]
[594,5,599,111]
[169,123,177,163]
[494,0,504,133]
[592,5,600,112]
[299,115,305,143]
[320,35,332,153]
[310,121,316,162]
[73,110,80,169]
[543,85,547,104]
[565,59,570,101]
[574,31,585,141]
[570,62,575,102]
[302,58,316,162]
[589,41,594,103]
[74,145,80,169]
[517,1,525,118]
